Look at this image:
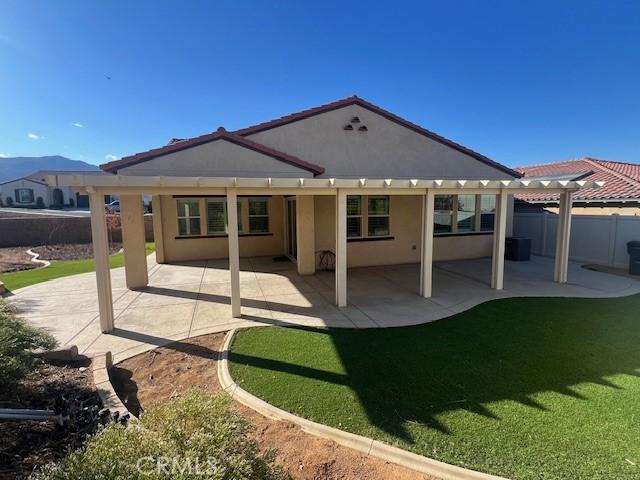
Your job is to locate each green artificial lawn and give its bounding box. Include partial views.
[229,295,640,480]
[0,242,155,292]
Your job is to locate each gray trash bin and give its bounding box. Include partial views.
[505,237,531,261]
[627,241,640,275]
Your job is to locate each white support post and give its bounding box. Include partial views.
[89,192,115,333]
[120,195,148,290]
[554,191,573,283]
[420,190,435,297]
[227,188,241,317]
[335,189,347,307]
[491,190,508,290]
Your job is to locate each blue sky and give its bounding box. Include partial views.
[0,0,638,168]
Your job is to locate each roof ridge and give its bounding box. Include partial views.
[582,158,640,189]
[515,157,594,170]
[582,157,640,167]
[233,96,359,136]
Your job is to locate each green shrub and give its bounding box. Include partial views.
[6,196,13,206]
[36,197,45,208]
[0,300,57,390]
[36,390,288,480]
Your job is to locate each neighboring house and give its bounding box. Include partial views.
[0,170,114,209]
[515,158,640,215]
[45,95,596,332]
[0,175,75,208]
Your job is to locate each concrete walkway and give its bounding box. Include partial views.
[7,254,640,363]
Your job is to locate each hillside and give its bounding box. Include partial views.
[0,155,99,182]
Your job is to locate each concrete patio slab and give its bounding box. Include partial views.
[6,253,640,363]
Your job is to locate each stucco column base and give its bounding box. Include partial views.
[296,195,315,275]
[120,195,149,290]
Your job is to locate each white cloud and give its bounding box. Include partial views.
[105,154,119,161]
[0,153,8,158]
[72,122,84,128]
[27,132,41,140]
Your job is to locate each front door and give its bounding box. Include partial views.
[286,198,297,260]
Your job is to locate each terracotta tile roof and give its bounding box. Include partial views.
[101,128,325,175]
[101,96,520,178]
[515,158,640,202]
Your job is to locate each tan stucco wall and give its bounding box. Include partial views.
[314,195,493,268]
[158,194,495,266]
[160,195,286,262]
[118,139,312,178]
[247,104,515,180]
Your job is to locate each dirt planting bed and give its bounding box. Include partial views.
[32,243,122,261]
[0,243,123,273]
[0,248,35,273]
[0,358,100,480]
[111,333,432,480]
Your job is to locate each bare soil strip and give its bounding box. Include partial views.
[111,333,433,480]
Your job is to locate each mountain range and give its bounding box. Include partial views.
[0,155,100,183]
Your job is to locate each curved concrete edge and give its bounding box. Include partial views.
[26,249,51,268]
[91,351,134,420]
[218,329,509,480]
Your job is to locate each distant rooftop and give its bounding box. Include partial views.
[515,157,640,203]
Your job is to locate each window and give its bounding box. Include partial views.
[456,194,476,232]
[346,195,362,237]
[367,196,390,236]
[248,198,269,233]
[480,195,496,231]
[16,188,34,204]
[206,198,242,234]
[206,199,226,234]
[434,195,453,233]
[433,194,497,235]
[177,199,201,236]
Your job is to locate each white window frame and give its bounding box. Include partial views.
[176,198,201,236]
[367,195,390,237]
[346,195,391,239]
[346,195,363,238]
[248,197,270,233]
[205,198,243,235]
[434,194,495,236]
[16,188,34,204]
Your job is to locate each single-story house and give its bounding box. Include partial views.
[0,174,75,208]
[515,158,639,215]
[44,96,600,333]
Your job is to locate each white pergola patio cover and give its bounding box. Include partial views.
[46,173,602,333]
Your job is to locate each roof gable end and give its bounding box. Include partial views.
[101,129,324,175]
[235,96,521,178]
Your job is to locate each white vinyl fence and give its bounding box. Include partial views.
[513,212,640,268]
